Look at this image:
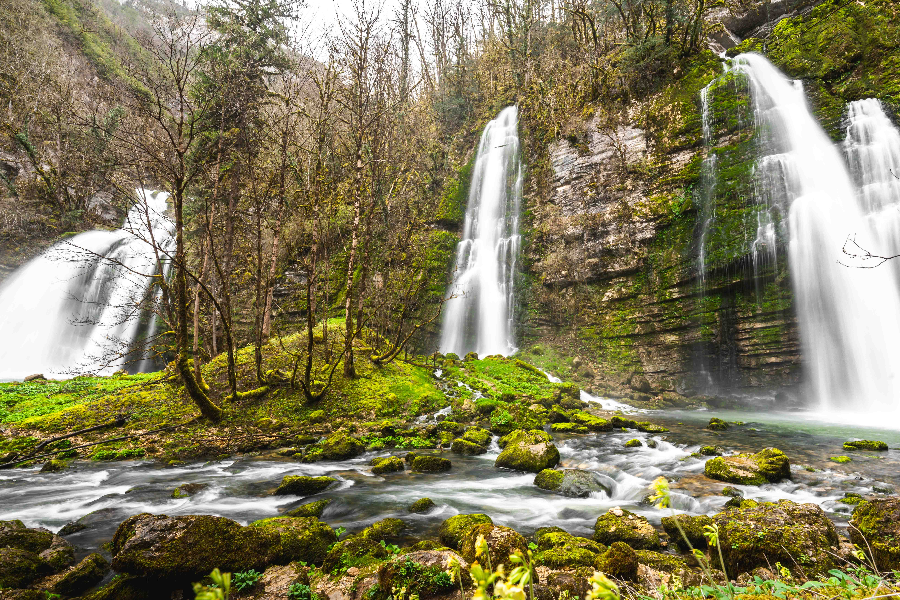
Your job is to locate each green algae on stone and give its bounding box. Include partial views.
[594,507,662,550]
[571,412,612,431]
[624,439,643,448]
[533,529,603,568]
[410,455,451,472]
[844,440,889,451]
[495,429,559,473]
[550,422,588,433]
[437,514,493,550]
[699,445,723,456]
[371,455,405,475]
[704,447,790,485]
[450,438,487,455]
[44,552,110,597]
[275,475,337,496]
[409,497,436,513]
[850,497,900,570]
[636,421,669,433]
[830,455,852,463]
[0,547,46,589]
[707,418,729,431]
[285,498,333,518]
[249,516,337,565]
[595,541,638,581]
[534,468,564,491]
[838,493,864,506]
[462,426,491,446]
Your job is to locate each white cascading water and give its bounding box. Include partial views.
[733,53,900,422]
[440,106,522,358]
[0,189,174,380]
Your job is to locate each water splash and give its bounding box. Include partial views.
[440,106,522,357]
[732,53,900,422]
[0,189,174,379]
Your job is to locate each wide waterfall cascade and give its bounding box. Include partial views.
[732,53,900,420]
[0,190,174,380]
[440,106,522,358]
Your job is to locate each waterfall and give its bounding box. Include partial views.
[440,106,522,358]
[732,53,900,420]
[0,189,174,380]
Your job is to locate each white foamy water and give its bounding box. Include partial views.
[0,189,174,379]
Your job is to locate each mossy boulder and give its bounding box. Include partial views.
[637,422,669,433]
[451,438,487,455]
[704,448,790,485]
[594,507,662,550]
[699,445,723,456]
[249,516,336,565]
[39,552,109,597]
[361,518,407,542]
[0,520,54,553]
[714,499,840,577]
[40,459,68,473]
[495,429,560,473]
[274,475,337,496]
[844,440,889,451]
[371,456,405,475]
[438,514,493,550]
[660,514,712,552]
[285,498,333,518]
[110,513,281,580]
[535,469,607,498]
[610,416,639,428]
[319,433,365,460]
[850,497,900,570]
[707,418,730,431]
[79,574,157,600]
[39,534,75,571]
[460,524,528,569]
[411,455,452,472]
[0,548,47,588]
[409,498,437,513]
[624,438,643,448]
[550,423,588,433]
[378,550,470,599]
[595,541,638,581]
[533,529,603,568]
[322,535,388,573]
[571,412,612,432]
[462,427,492,446]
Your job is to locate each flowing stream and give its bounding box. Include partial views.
[440,106,522,358]
[0,190,173,380]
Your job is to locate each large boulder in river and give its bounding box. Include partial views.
[704,447,790,485]
[533,527,603,568]
[274,475,337,496]
[37,553,109,597]
[111,513,281,580]
[459,524,528,569]
[495,429,559,473]
[0,548,48,588]
[713,499,840,577]
[438,514,493,550]
[319,433,365,460]
[534,469,607,497]
[594,507,662,550]
[248,516,336,565]
[849,497,900,570]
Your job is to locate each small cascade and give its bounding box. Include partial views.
[440,106,522,358]
[730,53,900,420]
[0,190,174,380]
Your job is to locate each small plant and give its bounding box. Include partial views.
[193,568,231,600]
[335,526,347,538]
[232,569,262,592]
[380,540,402,555]
[288,582,320,600]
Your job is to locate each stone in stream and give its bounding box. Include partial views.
[438,514,493,550]
[495,429,559,473]
[171,482,208,498]
[303,433,365,462]
[284,498,333,518]
[39,459,67,473]
[58,508,120,536]
[371,455,405,475]
[408,497,436,513]
[274,475,337,496]
[534,469,608,498]
[532,527,603,568]
[0,520,54,553]
[459,524,528,569]
[844,440,889,451]
[624,439,642,448]
[704,447,790,485]
[714,499,840,578]
[249,516,337,565]
[594,507,662,550]
[35,552,109,597]
[450,438,487,455]
[850,497,900,570]
[410,455,451,472]
[707,417,730,431]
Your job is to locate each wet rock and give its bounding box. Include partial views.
[58,508,120,536]
[533,528,603,568]
[285,499,334,518]
[624,439,642,448]
[844,440,889,451]
[570,412,612,432]
[371,456,405,475]
[707,418,730,431]
[0,548,47,588]
[411,455,451,472]
[361,518,407,542]
[0,590,52,600]
[628,374,651,394]
[534,469,607,498]
[550,423,588,434]
[594,507,662,550]
[636,422,669,433]
[409,498,437,513]
[595,541,638,581]
[610,416,638,429]
[450,438,487,455]
[534,469,564,491]
[39,534,75,571]
[171,483,208,498]
[249,516,336,565]
[495,429,560,473]
[78,574,158,600]
[0,520,53,553]
[462,427,491,446]
[111,513,281,580]
[714,499,840,577]
[306,433,365,462]
[37,552,109,596]
[850,497,900,570]
[704,447,790,485]
[378,550,470,599]
[39,459,67,473]
[438,514,493,550]
[459,524,528,569]
[274,475,337,496]
[660,514,711,552]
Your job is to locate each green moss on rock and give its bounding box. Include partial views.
[660,514,712,552]
[318,433,365,460]
[460,523,528,569]
[451,438,487,455]
[44,552,110,596]
[249,516,336,565]
[438,514,493,550]
[624,439,643,448]
[550,422,588,433]
[830,455,852,463]
[707,418,729,431]
[285,498,333,518]
[274,475,337,496]
[594,507,662,550]
[534,469,564,491]
[533,529,603,568]
[704,447,790,485]
[371,456,405,475]
[595,541,638,581]
[0,547,46,589]
[462,427,491,446]
[409,498,437,513]
[411,455,451,472]
[844,440,889,451]
[495,429,560,473]
[850,497,900,570]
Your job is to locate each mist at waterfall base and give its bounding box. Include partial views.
[0,190,173,380]
[440,106,522,358]
[701,53,900,427]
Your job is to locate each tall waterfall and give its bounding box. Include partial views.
[440,106,522,358]
[732,53,900,419]
[0,190,174,380]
